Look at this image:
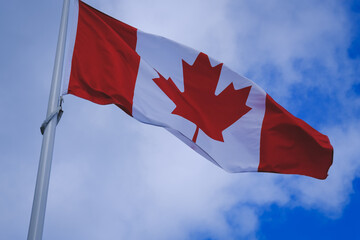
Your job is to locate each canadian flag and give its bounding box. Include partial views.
[62,0,333,179]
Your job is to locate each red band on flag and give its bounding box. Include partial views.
[68,1,139,115]
[259,95,333,179]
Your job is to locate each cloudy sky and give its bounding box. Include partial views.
[1,0,360,239]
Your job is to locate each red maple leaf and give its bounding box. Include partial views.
[153,52,252,142]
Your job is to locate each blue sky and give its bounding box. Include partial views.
[1,0,360,239]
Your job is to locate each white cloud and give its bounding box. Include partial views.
[43,98,360,239]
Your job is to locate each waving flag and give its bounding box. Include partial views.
[62,0,333,179]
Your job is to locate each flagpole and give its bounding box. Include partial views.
[27,0,70,240]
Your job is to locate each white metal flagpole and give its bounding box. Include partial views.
[27,0,70,239]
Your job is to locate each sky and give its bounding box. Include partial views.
[0,0,360,239]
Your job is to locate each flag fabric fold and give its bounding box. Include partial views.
[62,0,333,179]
